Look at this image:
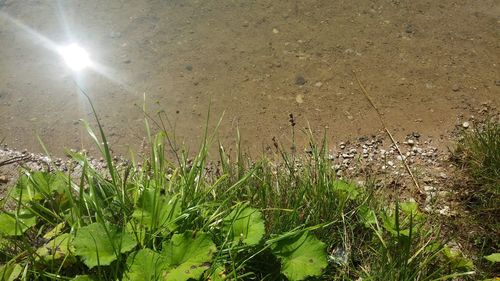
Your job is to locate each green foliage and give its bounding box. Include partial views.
[36,233,74,261]
[0,262,22,281]
[271,231,327,281]
[132,189,181,232]
[161,232,216,281]
[73,222,137,268]
[0,112,478,280]
[223,205,265,246]
[484,253,500,263]
[126,232,217,281]
[0,209,36,236]
[71,275,96,281]
[125,249,164,281]
[455,120,500,206]
[359,202,474,280]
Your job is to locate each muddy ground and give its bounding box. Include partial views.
[0,0,499,157]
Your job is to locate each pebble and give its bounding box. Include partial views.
[295,94,304,104]
[405,24,414,34]
[295,74,306,85]
[185,65,193,71]
[439,172,447,179]
[451,84,460,92]
[314,82,323,87]
[342,153,354,159]
[407,139,415,146]
[462,122,470,129]
[0,175,8,184]
[423,185,435,192]
[272,28,279,34]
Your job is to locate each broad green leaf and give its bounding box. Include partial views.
[10,174,41,202]
[485,253,500,263]
[223,205,265,245]
[43,222,66,239]
[0,209,36,236]
[161,231,216,281]
[271,231,327,281]
[400,201,418,215]
[11,172,69,202]
[133,190,181,232]
[0,262,22,281]
[36,233,74,261]
[332,180,359,200]
[73,223,137,268]
[125,248,166,281]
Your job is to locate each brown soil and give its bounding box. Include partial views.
[0,0,499,157]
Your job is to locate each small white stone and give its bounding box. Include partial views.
[314,82,323,87]
[462,122,470,129]
[272,28,279,34]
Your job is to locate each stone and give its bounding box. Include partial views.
[295,74,306,85]
[0,176,8,184]
[462,122,470,129]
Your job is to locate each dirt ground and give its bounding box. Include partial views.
[0,0,499,157]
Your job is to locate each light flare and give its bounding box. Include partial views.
[58,43,91,71]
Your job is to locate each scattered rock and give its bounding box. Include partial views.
[272,28,279,34]
[405,24,414,34]
[495,80,500,86]
[451,84,460,92]
[439,172,447,179]
[462,122,470,129]
[314,82,323,88]
[423,185,435,192]
[185,64,193,71]
[0,175,8,184]
[295,74,306,85]
[295,94,304,104]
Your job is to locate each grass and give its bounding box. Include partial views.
[0,109,482,280]
[454,120,500,208]
[451,119,500,277]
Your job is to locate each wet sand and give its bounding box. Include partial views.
[0,0,499,156]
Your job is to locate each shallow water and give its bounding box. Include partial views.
[0,0,499,156]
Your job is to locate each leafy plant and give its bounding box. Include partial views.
[73,222,137,268]
[271,231,327,281]
[0,104,480,280]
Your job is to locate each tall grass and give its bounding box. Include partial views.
[454,120,500,206]
[0,109,477,280]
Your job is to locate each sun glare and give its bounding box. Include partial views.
[58,43,91,71]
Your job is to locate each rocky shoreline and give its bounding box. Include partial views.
[0,129,465,218]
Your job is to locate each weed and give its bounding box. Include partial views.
[0,108,477,280]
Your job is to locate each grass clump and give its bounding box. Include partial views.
[451,119,499,276]
[455,120,500,201]
[0,112,477,280]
